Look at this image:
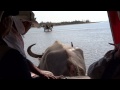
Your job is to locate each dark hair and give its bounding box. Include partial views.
[2,11,19,20]
[0,11,19,38]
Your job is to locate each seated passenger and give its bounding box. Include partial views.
[0,11,62,79]
[87,43,120,79]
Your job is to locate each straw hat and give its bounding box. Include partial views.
[0,11,35,22]
[17,11,35,21]
[0,11,19,22]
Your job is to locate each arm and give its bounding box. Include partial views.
[26,59,44,76]
[26,59,57,79]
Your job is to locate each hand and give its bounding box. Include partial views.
[39,70,66,79]
[31,73,65,79]
[39,70,57,79]
[54,75,66,79]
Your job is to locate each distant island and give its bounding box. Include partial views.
[38,20,97,27]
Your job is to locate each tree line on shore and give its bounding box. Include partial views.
[38,20,95,27]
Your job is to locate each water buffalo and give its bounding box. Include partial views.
[27,41,86,77]
[43,24,53,32]
[87,43,120,79]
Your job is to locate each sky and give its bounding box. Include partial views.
[33,11,109,23]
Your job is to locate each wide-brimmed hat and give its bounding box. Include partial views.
[0,11,36,21]
[0,11,19,22]
[17,11,35,21]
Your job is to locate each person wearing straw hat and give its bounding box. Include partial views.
[0,11,62,79]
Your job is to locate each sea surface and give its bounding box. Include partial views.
[23,21,114,71]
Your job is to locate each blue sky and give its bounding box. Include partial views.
[33,11,108,23]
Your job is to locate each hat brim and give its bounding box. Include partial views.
[17,11,35,21]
